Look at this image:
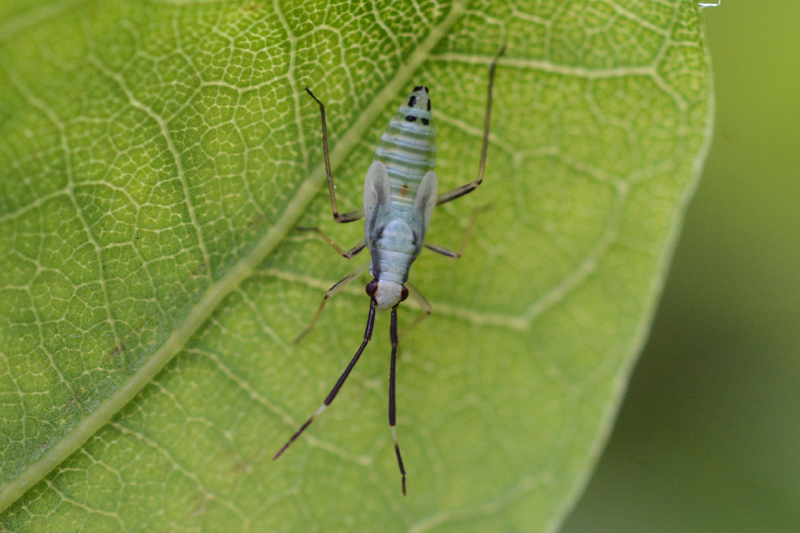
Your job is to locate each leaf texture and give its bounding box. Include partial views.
[0,0,712,530]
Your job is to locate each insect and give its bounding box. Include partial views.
[274,48,504,495]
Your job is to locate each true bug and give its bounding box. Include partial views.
[274,48,504,495]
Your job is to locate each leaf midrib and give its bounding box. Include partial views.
[0,0,469,512]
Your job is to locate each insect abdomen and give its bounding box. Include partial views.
[374,86,436,214]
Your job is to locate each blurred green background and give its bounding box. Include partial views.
[562,2,800,532]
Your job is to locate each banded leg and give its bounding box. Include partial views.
[305,87,365,223]
[436,46,505,206]
[295,263,370,344]
[423,205,490,259]
[400,283,431,338]
[297,227,366,259]
[389,307,407,495]
[275,301,377,460]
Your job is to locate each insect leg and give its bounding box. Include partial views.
[422,242,460,258]
[297,227,366,259]
[275,301,377,461]
[305,87,365,223]
[295,262,370,344]
[389,306,407,495]
[400,283,431,338]
[435,46,505,206]
[423,205,490,259]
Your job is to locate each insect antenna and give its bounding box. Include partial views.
[273,301,377,460]
[389,306,407,495]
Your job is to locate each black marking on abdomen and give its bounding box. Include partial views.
[421,118,429,126]
[408,96,417,107]
[405,115,417,122]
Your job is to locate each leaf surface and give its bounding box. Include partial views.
[0,0,712,530]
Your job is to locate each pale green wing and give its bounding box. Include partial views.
[363,160,393,248]
[410,170,438,253]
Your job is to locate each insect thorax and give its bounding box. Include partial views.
[374,86,436,215]
[370,219,418,285]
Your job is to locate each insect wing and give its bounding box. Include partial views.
[363,161,393,247]
[409,170,438,253]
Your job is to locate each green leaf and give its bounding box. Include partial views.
[0,0,711,530]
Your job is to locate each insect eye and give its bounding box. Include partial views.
[366,280,379,297]
[400,287,409,302]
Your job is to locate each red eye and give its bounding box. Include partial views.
[366,280,379,297]
[400,287,409,302]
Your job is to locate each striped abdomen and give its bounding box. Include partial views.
[374,86,436,215]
